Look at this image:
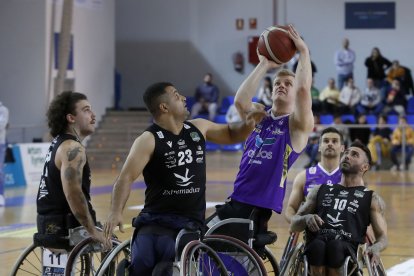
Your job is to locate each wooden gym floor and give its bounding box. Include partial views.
[1,151,413,275]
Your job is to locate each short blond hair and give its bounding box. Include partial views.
[276,69,295,78]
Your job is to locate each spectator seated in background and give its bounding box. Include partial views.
[319,78,340,115]
[390,116,414,171]
[191,73,220,121]
[368,115,392,170]
[311,80,322,115]
[386,60,406,87]
[356,78,384,116]
[349,114,371,145]
[338,77,361,114]
[384,79,407,116]
[386,60,414,97]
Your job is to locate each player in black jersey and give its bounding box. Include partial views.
[36,92,109,249]
[103,82,266,275]
[291,141,388,276]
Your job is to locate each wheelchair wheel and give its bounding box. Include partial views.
[10,242,43,276]
[65,237,120,276]
[262,246,280,275]
[95,239,131,276]
[279,242,307,276]
[180,240,228,276]
[371,258,386,276]
[202,235,267,276]
[364,253,386,276]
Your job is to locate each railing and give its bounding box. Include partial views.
[6,124,48,144]
[317,123,411,166]
[6,122,412,165]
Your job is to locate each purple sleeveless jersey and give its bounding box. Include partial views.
[230,113,302,213]
[304,163,342,196]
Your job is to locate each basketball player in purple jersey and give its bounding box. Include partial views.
[285,127,344,223]
[207,25,313,238]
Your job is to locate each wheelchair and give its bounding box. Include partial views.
[10,226,120,276]
[205,207,280,275]
[95,227,229,276]
[279,233,387,276]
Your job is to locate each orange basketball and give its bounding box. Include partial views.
[257,25,296,64]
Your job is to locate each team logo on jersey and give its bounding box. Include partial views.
[272,128,284,135]
[254,136,276,148]
[309,167,317,174]
[196,157,204,163]
[190,132,201,142]
[254,124,263,133]
[183,124,191,129]
[165,156,177,168]
[354,190,364,198]
[279,120,284,125]
[38,178,48,200]
[156,131,164,139]
[322,198,332,207]
[339,190,349,198]
[174,168,194,186]
[347,207,357,214]
[167,141,173,148]
[327,212,345,227]
[349,200,359,208]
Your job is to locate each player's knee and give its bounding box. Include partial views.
[156,235,176,261]
[326,239,347,268]
[130,234,156,273]
[306,238,326,266]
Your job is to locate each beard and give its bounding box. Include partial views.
[340,162,359,174]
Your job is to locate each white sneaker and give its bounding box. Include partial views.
[390,165,400,171]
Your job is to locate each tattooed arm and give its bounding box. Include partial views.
[290,185,324,232]
[368,192,388,255]
[56,140,102,240]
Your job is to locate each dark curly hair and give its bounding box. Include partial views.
[47,91,87,137]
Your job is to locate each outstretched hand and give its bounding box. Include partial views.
[286,24,308,54]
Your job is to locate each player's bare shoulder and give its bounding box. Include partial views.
[55,139,85,167]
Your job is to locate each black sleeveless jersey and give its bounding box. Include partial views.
[36,134,95,224]
[142,122,206,224]
[313,183,373,244]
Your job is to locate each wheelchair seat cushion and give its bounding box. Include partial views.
[33,232,72,250]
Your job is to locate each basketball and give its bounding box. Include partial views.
[257,26,296,64]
